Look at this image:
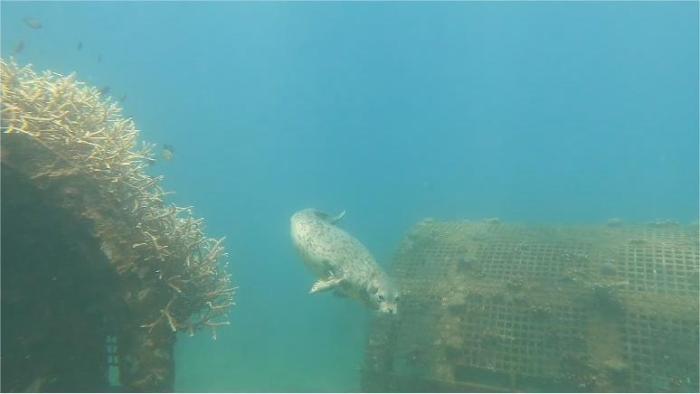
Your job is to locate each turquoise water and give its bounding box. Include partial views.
[1,2,697,392]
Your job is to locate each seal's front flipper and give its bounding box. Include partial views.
[310,277,344,294]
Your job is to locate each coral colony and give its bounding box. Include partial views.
[1,59,235,389]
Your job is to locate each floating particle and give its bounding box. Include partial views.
[13,40,25,55]
[162,144,175,161]
[23,17,42,29]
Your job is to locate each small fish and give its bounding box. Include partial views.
[13,40,25,55]
[162,144,175,161]
[23,17,42,29]
[98,86,111,96]
[77,41,83,51]
[119,94,127,102]
[97,53,102,63]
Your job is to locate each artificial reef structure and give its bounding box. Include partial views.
[363,219,699,392]
[1,59,235,392]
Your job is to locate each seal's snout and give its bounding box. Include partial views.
[376,290,400,314]
[382,304,398,314]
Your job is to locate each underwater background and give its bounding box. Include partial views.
[1,2,697,392]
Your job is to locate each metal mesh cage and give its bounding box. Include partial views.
[362,220,699,392]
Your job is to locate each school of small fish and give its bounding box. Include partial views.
[14,16,175,165]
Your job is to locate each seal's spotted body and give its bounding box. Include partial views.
[291,208,398,314]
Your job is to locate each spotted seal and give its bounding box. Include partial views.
[290,208,399,314]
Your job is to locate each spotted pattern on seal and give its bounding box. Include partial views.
[291,208,399,314]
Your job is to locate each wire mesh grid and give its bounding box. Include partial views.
[622,313,700,392]
[618,243,699,295]
[363,221,699,392]
[476,242,592,281]
[445,299,588,378]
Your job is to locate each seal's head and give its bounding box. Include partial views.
[368,275,400,314]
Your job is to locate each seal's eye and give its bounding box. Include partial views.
[378,295,385,301]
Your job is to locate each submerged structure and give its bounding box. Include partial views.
[1,60,235,392]
[363,219,699,392]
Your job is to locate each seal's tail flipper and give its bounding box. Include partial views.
[330,210,346,224]
[317,210,346,224]
[310,277,344,294]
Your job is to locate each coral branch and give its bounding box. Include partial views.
[1,58,236,353]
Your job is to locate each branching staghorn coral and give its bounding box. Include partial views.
[1,59,234,342]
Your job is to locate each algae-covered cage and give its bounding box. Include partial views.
[363,219,699,392]
[1,60,235,392]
